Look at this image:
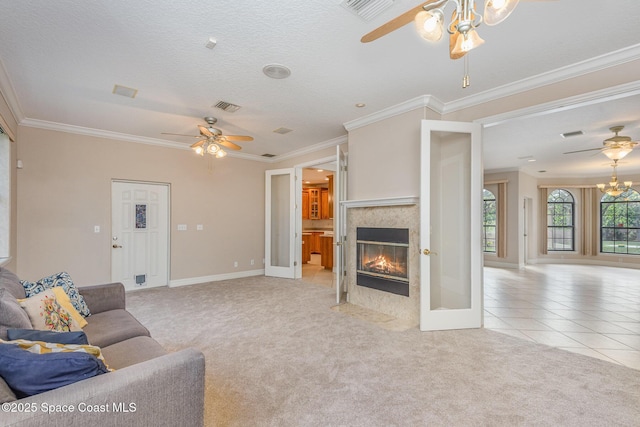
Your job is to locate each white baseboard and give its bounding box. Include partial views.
[533,258,640,270]
[169,269,265,288]
[483,260,520,269]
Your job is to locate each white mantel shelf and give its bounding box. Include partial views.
[341,196,419,209]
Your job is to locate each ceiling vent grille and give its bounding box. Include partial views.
[340,0,394,21]
[561,130,584,138]
[214,100,241,113]
[273,127,293,135]
[112,84,138,99]
[262,153,276,158]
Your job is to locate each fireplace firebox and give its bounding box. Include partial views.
[356,227,409,297]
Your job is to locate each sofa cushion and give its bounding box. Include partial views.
[82,309,150,348]
[0,375,16,403]
[101,336,168,370]
[0,342,109,398]
[21,271,91,317]
[0,268,26,300]
[18,289,83,332]
[7,329,89,345]
[0,288,32,340]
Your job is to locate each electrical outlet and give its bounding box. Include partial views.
[94,226,100,233]
[177,224,187,231]
[250,259,255,265]
[197,224,203,231]
[234,261,238,268]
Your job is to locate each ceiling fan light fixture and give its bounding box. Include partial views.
[216,149,227,158]
[194,146,205,156]
[603,146,633,161]
[207,143,220,154]
[484,0,520,26]
[451,28,484,55]
[415,9,444,41]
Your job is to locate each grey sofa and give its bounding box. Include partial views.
[0,267,205,426]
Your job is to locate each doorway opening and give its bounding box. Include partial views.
[300,160,336,288]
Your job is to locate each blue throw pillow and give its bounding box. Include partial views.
[20,272,91,317]
[0,343,109,398]
[6,329,89,345]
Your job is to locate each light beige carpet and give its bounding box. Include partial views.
[126,276,640,426]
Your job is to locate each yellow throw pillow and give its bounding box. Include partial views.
[50,287,87,328]
[18,289,83,332]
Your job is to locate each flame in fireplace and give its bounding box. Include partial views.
[364,255,400,276]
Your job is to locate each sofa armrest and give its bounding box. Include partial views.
[79,282,126,314]
[6,348,205,427]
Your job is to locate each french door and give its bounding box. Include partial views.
[419,120,483,331]
[265,168,296,278]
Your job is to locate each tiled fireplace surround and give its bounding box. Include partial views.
[346,199,420,325]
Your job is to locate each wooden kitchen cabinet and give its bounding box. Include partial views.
[302,190,310,219]
[309,232,322,254]
[320,235,333,270]
[321,189,329,219]
[301,233,311,263]
[308,188,320,219]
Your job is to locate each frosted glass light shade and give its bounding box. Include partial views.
[484,0,520,26]
[415,9,444,41]
[451,29,485,55]
[216,149,227,158]
[603,146,633,160]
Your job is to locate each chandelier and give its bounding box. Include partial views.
[597,160,633,197]
[414,0,520,87]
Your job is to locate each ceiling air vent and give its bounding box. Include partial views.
[262,153,276,158]
[340,0,394,21]
[560,130,584,139]
[213,100,241,113]
[112,84,138,99]
[273,127,293,135]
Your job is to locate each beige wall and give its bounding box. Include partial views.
[347,108,440,201]
[16,126,268,285]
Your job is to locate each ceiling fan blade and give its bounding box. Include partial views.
[224,134,254,142]
[563,147,604,155]
[217,139,242,151]
[190,139,206,148]
[161,132,200,138]
[198,125,214,138]
[361,1,438,43]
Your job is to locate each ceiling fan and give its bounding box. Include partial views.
[162,117,253,157]
[563,126,639,161]
[361,0,555,87]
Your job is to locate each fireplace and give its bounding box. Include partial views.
[356,227,409,297]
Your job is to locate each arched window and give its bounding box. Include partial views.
[482,189,496,253]
[600,189,640,254]
[547,189,574,251]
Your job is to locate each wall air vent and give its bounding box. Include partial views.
[213,100,241,113]
[340,0,394,21]
[561,130,584,139]
[262,153,276,158]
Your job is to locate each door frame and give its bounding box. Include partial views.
[295,155,337,279]
[265,168,297,279]
[111,179,171,289]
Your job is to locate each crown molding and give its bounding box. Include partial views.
[444,43,640,115]
[343,95,445,131]
[271,134,348,163]
[478,80,640,128]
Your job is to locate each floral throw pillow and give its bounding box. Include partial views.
[21,272,90,317]
[18,289,83,332]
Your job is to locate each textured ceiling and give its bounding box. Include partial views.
[0,0,639,176]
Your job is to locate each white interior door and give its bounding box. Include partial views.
[265,168,296,278]
[111,181,169,290]
[420,120,483,331]
[335,145,348,304]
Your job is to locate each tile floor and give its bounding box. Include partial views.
[484,264,640,370]
[303,258,640,371]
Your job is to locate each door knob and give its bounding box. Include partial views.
[112,244,122,249]
[423,249,431,255]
